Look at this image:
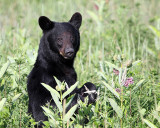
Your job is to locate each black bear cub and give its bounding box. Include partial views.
[27,12,97,127]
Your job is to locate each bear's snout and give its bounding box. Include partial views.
[65,48,74,59]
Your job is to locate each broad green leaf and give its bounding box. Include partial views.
[41,83,60,98]
[0,98,7,111]
[0,61,10,78]
[63,104,78,122]
[51,93,63,112]
[99,72,107,80]
[153,110,160,123]
[105,61,119,70]
[42,83,62,112]
[65,94,76,109]
[132,60,141,67]
[143,119,158,128]
[42,106,56,121]
[140,108,146,116]
[149,25,160,37]
[11,76,18,89]
[54,76,62,87]
[157,101,160,111]
[48,118,59,127]
[12,93,21,102]
[103,81,120,100]
[132,79,145,92]
[108,98,123,118]
[62,81,79,99]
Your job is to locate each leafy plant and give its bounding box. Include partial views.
[41,77,79,127]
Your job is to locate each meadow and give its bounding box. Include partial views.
[0,0,160,127]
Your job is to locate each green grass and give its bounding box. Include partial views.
[0,0,160,127]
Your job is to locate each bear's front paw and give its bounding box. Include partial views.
[78,82,97,104]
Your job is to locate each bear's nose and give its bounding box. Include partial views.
[65,48,74,58]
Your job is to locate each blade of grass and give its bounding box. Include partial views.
[63,104,78,122]
[132,79,145,92]
[12,93,21,102]
[143,119,158,128]
[0,98,7,111]
[103,81,120,100]
[108,98,123,118]
[0,61,10,78]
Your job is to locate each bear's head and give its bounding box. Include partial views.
[38,12,82,61]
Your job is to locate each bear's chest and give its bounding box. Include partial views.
[43,68,77,88]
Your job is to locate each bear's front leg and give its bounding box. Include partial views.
[31,98,48,128]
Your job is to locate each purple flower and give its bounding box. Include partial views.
[113,68,119,75]
[115,88,121,94]
[124,77,134,87]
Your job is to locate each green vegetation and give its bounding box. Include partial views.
[0,0,160,127]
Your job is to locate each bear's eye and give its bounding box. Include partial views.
[57,38,63,47]
[70,37,74,43]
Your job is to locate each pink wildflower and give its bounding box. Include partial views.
[124,77,134,87]
[113,68,119,75]
[115,88,121,94]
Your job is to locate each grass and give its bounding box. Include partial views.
[0,0,160,127]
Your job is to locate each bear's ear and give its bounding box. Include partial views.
[69,12,82,30]
[38,16,54,31]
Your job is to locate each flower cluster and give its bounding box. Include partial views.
[114,68,134,93]
[113,68,119,75]
[123,77,134,87]
[115,88,121,94]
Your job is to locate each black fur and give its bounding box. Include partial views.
[27,12,97,127]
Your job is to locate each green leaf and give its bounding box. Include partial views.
[65,94,76,109]
[42,106,56,121]
[99,72,107,80]
[157,101,160,111]
[108,98,123,118]
[143,119,158,128]
[41,83,60,98]
[0,61,10,78]
[12,93,22,102]
[132,60,141,67]
[50,93,63,112]
[103,81,120,100]
[153,110,160,123]
[54,76,62,88]
[62,81,79,99]
[63,104,78,122]
[0,98,7,111]
[140,108,146,116]
[42,83,62,112]
[132,79,145,92]
[149,25,160,37]
[105,61,119,70]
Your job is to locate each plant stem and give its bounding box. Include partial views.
[120,66,123,128]
[63,99,66,128]
[130,88,132,116]
[120,86,123,128]
[60,91,63,121]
